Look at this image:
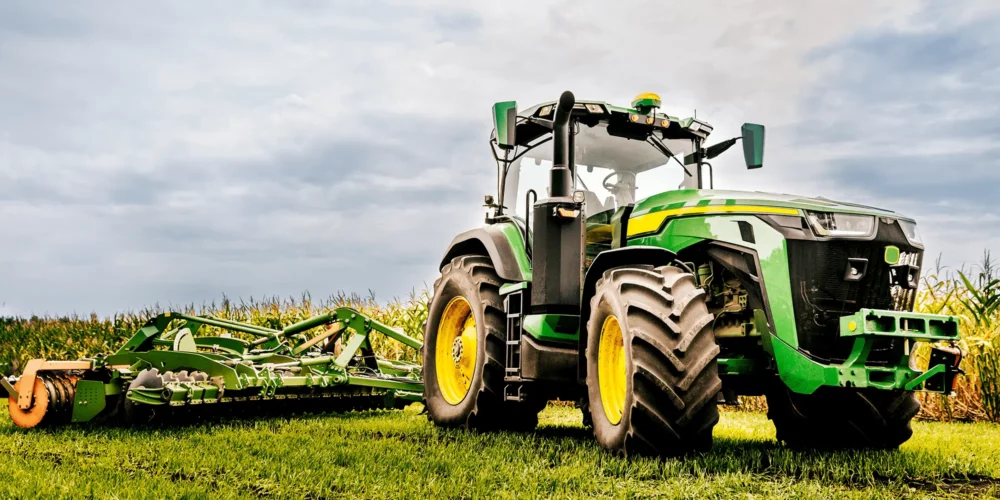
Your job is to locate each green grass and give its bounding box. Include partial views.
[1,406,998,499]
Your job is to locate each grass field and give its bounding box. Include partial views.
[2,404,998,500]
[1,255,998,498]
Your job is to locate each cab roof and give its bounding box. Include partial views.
[511,98,715,149]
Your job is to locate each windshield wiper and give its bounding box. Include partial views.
[647,136,692,178]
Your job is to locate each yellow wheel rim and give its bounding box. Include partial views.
[598,315,627,425]
[435,296,478,405]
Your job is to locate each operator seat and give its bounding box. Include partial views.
[582,190,607,216]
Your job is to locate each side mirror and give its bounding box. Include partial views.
[493,101,517,150]
[741,123,765,169]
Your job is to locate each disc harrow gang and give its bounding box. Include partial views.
[1,308,424,429]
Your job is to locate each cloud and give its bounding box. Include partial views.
[791,2,1000,268]
[0,0,996,315]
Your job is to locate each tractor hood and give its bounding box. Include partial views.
[632,189,910,221]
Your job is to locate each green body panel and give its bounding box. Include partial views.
[486,181,959,396]
[628,209,962,394]
[497,222,532,281]
[630,189,904,220]
[631,213,800,351]
[71,380,107,423]
[522,314,579,344]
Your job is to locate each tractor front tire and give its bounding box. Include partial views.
[766,385,920,450]
[586,265,722,456]
[423,255,542,431]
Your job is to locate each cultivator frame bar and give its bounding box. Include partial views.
[2,308,424,428]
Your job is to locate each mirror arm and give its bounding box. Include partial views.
[705,137,739,160]
[527,116,555,130]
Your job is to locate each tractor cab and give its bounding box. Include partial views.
[489,93,766,263]
[491,93,764,216]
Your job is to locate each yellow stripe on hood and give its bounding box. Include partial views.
[627,205,800,237]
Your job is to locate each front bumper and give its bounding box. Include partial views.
[773,308,963,395]
[837,309,962,392]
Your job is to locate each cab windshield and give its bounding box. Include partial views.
[501,123,694,219]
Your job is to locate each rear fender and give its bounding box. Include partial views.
[439,223,530,282]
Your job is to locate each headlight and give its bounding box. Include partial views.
[805,211,875,237]
[898,219,922,246]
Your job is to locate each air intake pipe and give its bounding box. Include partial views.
[530,90,584,313]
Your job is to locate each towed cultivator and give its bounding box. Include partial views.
[1,309,423,428]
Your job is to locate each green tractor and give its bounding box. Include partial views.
[422,91,964,455]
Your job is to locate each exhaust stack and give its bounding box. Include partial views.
[530,91,584,313]
[550,91,575,198]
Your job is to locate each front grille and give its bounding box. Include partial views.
[786,220,922,363]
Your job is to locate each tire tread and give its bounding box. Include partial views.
[767,385,920,449]
[425,254,541,431]
[588,265,721,456]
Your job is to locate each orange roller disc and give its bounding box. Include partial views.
[8,377,50,429]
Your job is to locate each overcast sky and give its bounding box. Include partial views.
[1,1,998,317]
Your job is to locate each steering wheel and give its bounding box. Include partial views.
[602,171,636,191]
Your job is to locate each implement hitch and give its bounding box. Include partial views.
[770,308,963,395]
[838,308,964,394]
[4,308,424,429]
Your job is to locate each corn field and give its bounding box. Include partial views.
[2,252,999,422]
[0,291,429,377]
[913,251,1000,422]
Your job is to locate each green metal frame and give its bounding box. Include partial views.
[498,222,532,281]
[7,307,424,426]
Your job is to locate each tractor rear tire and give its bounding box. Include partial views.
[586,265,722,456]
[423,255,543,431]
[766,385,920,450]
